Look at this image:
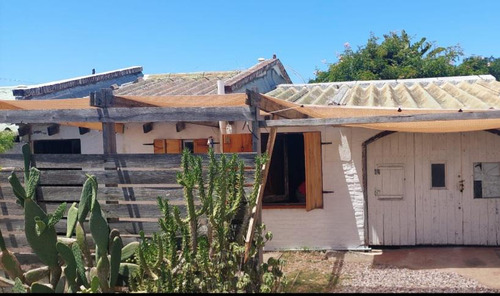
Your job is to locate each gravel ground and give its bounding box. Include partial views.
[333,261,499,293]
[280,251,500,293]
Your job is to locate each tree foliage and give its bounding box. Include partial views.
[312,30,499,82]
[0,131,15,154]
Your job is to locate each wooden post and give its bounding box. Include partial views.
[248,90,262,154]
[244,90,278,265]
[91,89,117,154]
[243,125,277,264]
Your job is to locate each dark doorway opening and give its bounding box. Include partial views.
[261,133,305,206]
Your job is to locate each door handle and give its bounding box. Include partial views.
[458,180,464,193]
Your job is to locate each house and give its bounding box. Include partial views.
[7,56,291,154]
[3,59,500,254]
[260,74,500,250]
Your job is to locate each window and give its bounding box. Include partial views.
[154,139,209,154]
[473,162,500,198]
[262,132,323,211]
[33,139,81,154]
[183,140,194,153]
[431,163,446,188]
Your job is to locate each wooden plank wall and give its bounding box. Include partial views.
[0,153,256,255]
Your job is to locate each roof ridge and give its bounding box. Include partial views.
[13,66,143,97]
[146,70,240,77]
[224,58,293,92]
[279,74,497,87]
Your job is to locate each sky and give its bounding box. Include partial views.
[1,0,500,87]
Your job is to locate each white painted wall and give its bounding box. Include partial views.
[29,122,381,251]
[118,123,223,153]
[30,124,104,154]
[29,122,229,154]
[262,126,378,251]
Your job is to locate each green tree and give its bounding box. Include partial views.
[312,30,499,82]
[488,58,500,80]
[0,130,15,154]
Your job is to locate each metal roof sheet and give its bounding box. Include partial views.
[266,75,500,110]
[114,58,291,96]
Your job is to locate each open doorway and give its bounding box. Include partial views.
[261,133,306,206]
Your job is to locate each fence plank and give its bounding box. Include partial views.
[0,170,255,186]
[0,153,257,169]
[0,152,257,260]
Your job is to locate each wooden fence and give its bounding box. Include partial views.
[0,153,257,259]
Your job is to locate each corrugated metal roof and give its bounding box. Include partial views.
[114,58,291,96]
[12,67,143,98]
[114,71,238,96]
[266,75,500,110]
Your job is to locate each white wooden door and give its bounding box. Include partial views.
[368,131,500,246]
[367,133,416,245]
[461,132,500,245]
[414,133,463,245]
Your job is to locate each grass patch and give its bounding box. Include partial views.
[280,251,339,293]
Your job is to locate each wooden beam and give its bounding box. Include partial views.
[90,88,114,107]
[246,90,309,119]
[185,121,219,128]
[246,90,262,154]
[244,124,278,264]
[259,110,500,128]
[112,96,157,108]
[0,106,253,123]
[102,121,117,154]
[93,89,117,155]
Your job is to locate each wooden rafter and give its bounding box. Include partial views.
[260,109,500,127]
[246,90,309,120]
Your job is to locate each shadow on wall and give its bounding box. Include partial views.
[332,129,365,248]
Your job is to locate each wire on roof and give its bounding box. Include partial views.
[267,105,305,114]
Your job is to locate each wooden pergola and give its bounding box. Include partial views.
[2,89,500,263]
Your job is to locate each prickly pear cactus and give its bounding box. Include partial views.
[0,143,141,293]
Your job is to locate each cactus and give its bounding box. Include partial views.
[129,148,284,293]
[0,228,24,282]
[0,143,140,293]
[66,202,78,238]
[109,236,122,288]
[24,198,59,267]
[56,242,77,292]
[30,282,55,293]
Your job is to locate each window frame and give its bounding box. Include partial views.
[473,161,500,199]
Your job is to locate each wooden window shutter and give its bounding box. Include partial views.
[304,132,323,211]
[154,139,166,154]
[165,139,182,154]
[193,139,209,154]
[222,133,253,153]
